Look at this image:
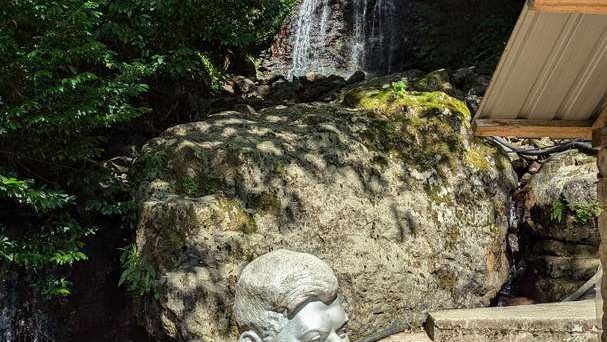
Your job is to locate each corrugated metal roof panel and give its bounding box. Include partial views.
[476,2,607,124]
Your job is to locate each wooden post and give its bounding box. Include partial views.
[598,148,607,341]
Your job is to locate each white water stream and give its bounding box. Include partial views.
[289,0,399,76]
[351,0,368,71]
[290,0,333,76]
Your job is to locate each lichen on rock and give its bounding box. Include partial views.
[133,82,517,341]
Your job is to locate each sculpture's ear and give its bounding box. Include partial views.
[239,331,263,342]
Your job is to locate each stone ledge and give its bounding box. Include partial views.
[427,300,601,342]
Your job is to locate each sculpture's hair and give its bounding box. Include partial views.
[234,249,339,340]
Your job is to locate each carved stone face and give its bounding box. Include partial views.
[274,298,349,342]
[234,249,350,342]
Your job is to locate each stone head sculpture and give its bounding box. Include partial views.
[234,249,349,342]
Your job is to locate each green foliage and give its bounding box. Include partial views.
[0,175,74,212]
[136,150,168,180]
[0,214,94,297]
[0,0,295,297]
[119,244,158,298]
[391,80,408,97]
[570,202,603,224]
[550,198,603,224]
[41,276,74,297]
[550,199,565,222]
[180,176,199,197]
[1,0,154,163]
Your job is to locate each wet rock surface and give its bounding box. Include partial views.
[133,80,517,341]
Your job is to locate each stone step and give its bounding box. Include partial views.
[379,331,432,342]
[427,300,601,342]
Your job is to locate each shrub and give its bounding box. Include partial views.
[119,243,158,298]
[0,0,295,296]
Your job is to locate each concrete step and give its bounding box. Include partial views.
[427,300,601,342]
[379,331,432,342]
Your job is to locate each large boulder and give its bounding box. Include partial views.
[520,152,600,302]
[133,86,517,341]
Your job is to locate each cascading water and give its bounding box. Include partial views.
[290,0,333,77]
[0,271,54,342]
[369,0,399,74]
[351,0,368,71]
[283,0,408,77]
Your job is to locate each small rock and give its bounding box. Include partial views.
[243,91,264,104]
[468,75,491,96]
[464,94,481,113]
[453,67,491,95]
[268,74,287,85]
[221,83,235,95]
[510,158,528,176]
[528,161,542,173]
[453,66,478,89]
[303,72,326,83]
[270,79,295,100]
[327,74,347,86]
[232,76,256,94]
[508,233,519,254]
[256,85,272,97]
[413,69,455,95]
[256,72,284,85]
[347,70,367,84]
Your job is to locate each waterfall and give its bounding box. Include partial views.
[290,0,333,77]
[0,271,54,342]
[370,0,398,74]
[319,0,331,44]
[351,0,368,71]
[286,0,405,77]
[314,0,332,69]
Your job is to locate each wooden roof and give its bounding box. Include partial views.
[473,1,607,142]
[530,0,607,14]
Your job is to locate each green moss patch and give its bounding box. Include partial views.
[216,198,258,234]
[344,87,471,171]
[251,191,282,216]
[465,143,498,172]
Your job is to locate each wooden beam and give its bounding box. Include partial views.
[593,105,607,130]
[529,0,607,14]
[592,106,607,147]
[473,119,593,139]
[593,127,607,147]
